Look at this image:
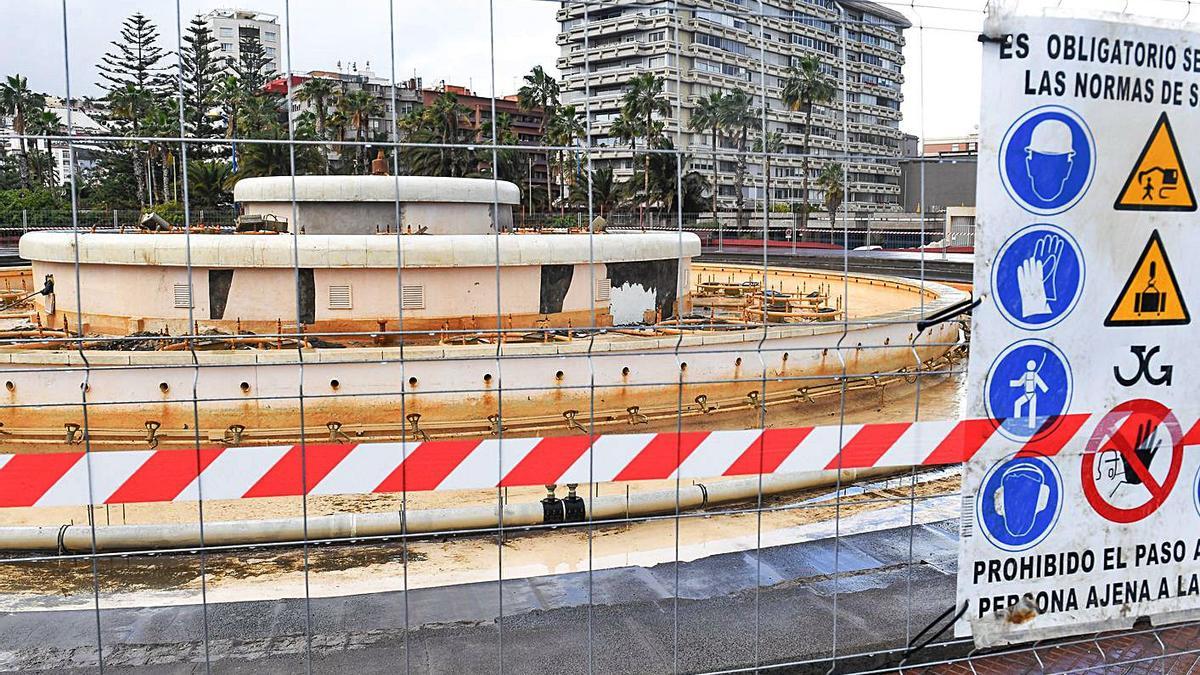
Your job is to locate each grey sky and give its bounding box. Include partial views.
[3,0,1192,140]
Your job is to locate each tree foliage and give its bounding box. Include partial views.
[180,15,222,152]
[782,56,836,233]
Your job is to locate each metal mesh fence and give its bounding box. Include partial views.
[0,0,1195,672]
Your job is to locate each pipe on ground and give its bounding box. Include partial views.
[0,467,900,552]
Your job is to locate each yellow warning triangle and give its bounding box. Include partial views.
[1114,112,1196,211]
[1105,230,1190,326]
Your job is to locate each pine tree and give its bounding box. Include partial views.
[96,13,171,110]
[232,35,275,97]
[180,15,221,155]
[96,12,171,208]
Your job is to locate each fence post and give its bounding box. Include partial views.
[717,213,724,253]
[113,210,118,229]
[21,209,27,234]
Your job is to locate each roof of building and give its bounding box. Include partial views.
[842,0,912,30]
[233,176,521,205]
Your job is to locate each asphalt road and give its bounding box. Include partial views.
[0,519,964,674]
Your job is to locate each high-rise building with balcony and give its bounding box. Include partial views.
[556,0,909,214]
[204,8,281,75]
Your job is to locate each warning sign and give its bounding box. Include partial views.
[1081,399,1184,524]
[1114,113,1196,212]
[1104,230,1190,327]
[964,11,1200,649]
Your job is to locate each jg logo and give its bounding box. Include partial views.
[978,454,1062,552]
[1000,105,1096,215]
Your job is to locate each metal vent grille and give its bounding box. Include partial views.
[595,278,612,302]
[173,284,192,309]
[401,285,425,310]
[328,284,352,310]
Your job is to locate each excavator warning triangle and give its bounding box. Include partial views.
[1114,112,1196,211]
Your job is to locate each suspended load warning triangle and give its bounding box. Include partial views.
[1114,112,1196,211]
[1104,229,1190,326]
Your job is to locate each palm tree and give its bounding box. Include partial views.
[1,75,38,189]
[609,110,640,151]
[107,83,152,206]
[213,75,242,167]
[480,111,521,182]
[782,56,835,241]
[338,89,381,174]
[816,162,844,236]
[546,105,584,212]
[571,165,620,217]
[719,88,759,230]
[400,92,475,177]
[296,77,336,172]
[142,105,178,203]
[26,109,61,188]
[625,140,709,218]
[620,73,671,226]
[687,91,725,221]
[186,159,233,208]
[517,66,560,213]
[753,130,784,235]
[327,108,348,169]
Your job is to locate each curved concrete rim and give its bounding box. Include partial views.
[0,265,968,366]
[232,175,521,205]
[19,231,702,269]
[0,468,898,552]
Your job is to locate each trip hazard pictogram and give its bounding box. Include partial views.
[1114,112,1196,211]
[1104,229,1190,326]
[1081,399,1184,523]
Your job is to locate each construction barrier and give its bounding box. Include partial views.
[0,413,1129,508]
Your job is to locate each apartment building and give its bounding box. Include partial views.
[556,0,909,213]
[204,9,281,75]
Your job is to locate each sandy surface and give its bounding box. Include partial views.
[692,264,935,319]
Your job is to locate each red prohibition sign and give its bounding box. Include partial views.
[1081,399,1184,523]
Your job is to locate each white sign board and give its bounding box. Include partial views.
[960,12,1200,646]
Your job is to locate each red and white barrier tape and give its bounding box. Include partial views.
[0,412,1165,508]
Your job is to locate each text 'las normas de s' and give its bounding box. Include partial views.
[958,10,1200,647]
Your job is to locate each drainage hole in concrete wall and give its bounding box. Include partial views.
[621,367,630,377]
[330,379,340,390]
[409,377,418,387]
[240,382,251,393]
[159,382,169,393]
[680,362,688,371]
[4,381,13,392]
[782,352,789,362]
[555,370,564,381]
[484,373,493,383]
[735,357,742,367]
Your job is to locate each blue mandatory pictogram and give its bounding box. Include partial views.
[978,454,1062,552]
[992,224,1085,330]
[985,340,1072,441]
[1000,105,1095,215]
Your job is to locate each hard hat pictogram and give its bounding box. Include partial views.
[1000,105,1095,215]
[1104,229,1190,326]
[1114,112,1196,211]
[1026,118,1075,157]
